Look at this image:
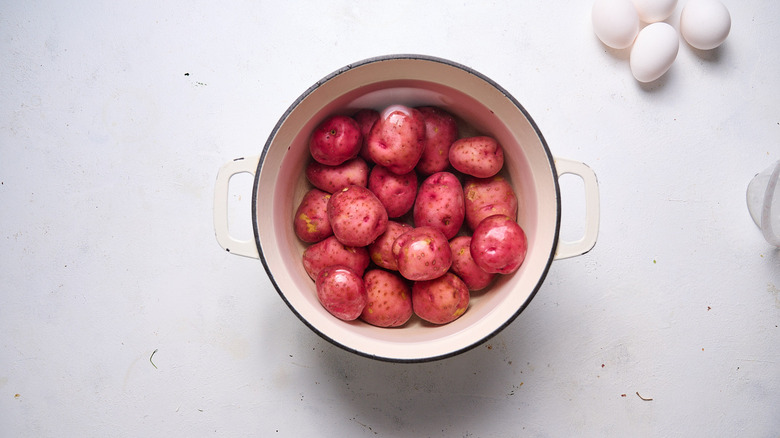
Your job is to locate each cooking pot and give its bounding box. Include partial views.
[213,55,599,362]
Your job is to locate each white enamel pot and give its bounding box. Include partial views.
[214,55,599,362]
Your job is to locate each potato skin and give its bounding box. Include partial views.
[413,172,465,240]
[367,221,412,271]
[365,105,426,175]
[306,157,369,194]
[316,265,367,321]
[327,185,389,247]
[368,165,418,218]
[449,136,504,178]
[463,176,518,230]
[353,109,379,163]
[360,269,413,327]
[293,188,333,243]
[392,226,452,281]
[412,272,470,325]
[309,115,362,166]
[449,236,495,291]
[470,215,527,274]
[416,106,459,175]
[302,236,370,281]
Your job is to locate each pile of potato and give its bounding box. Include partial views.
[294,105,527,327]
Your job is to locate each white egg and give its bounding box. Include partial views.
[630,22,680,82]
[631,0,678,23]
[680,0,731,50]
[592,0,640,49]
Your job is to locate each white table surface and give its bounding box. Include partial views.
[2,1,778,436]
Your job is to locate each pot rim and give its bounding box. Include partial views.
[251,54,562,363]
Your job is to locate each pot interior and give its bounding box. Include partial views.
[254,56,560,361]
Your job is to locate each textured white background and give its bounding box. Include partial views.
[1,1,779,436]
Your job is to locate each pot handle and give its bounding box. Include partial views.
[213,156,261,259]
[553,158,600,260]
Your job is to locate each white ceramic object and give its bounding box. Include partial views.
[213,55,600,362]
[746,160,780,247]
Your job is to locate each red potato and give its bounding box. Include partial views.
[360,269,413,327]
[309,115,362,166]
[367,221,412,271]
[412,272,470,325]
[365,105,426,175]
[327,185,389,247]
[470,215,527,274]
[368,165,418,218]
[413,172,465,240]
[416,106,459,175]
[302,236,370,281]
[293,189,333,243]
[353,109,380,163]
[306,157,369,194]
[449,236,496,291]
[316,265,367,321]
[392,226,452,281]
[449,136,505,178]
[463,176,518,230]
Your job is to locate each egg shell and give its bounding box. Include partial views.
[630,22,679,82]
[631,0,678,23]
[592,0,640,49]
[680,0,731,50]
